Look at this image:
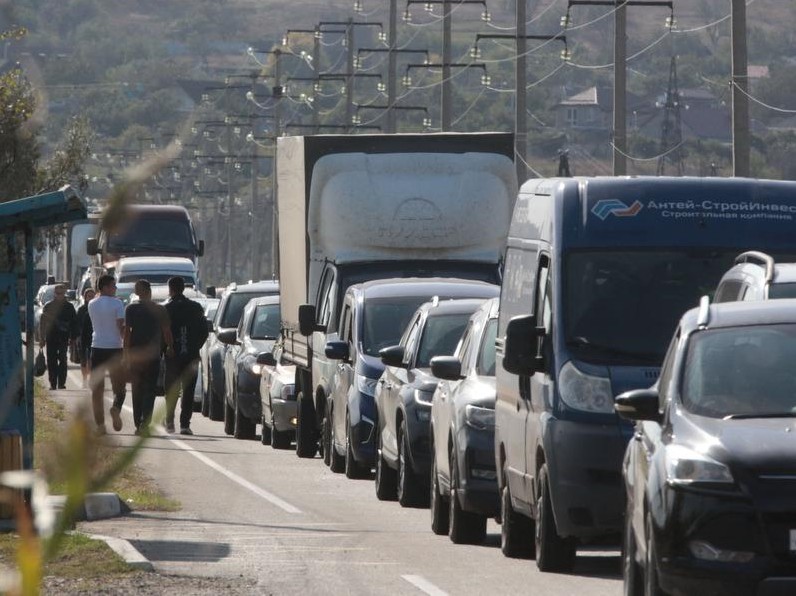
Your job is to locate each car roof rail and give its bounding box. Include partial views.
[696,295,711,329]
[735,251,775,283]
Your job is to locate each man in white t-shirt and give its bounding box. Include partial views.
[88,274,127,434]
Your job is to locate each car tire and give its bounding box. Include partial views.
[535,464,577,573]
[208,381,224,422]
[430,452,450,535]
[260,416,272,445]
[397,419,427,508]
[644,513,664,596]
[329,412,345,473]
[500,466,534,558]
[375,432,398,501]
[223,397,235,435]
[448,449,487,544]
[272,427,292,450]
[233,389,256,440]
[345,416,367,479]
[200,364,210,417]
[295,391,317,458]
[322,403,332,466]
[623,507,643,596]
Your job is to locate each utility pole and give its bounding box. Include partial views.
[345,19,356,133]
[249,74,260,281]
[442,1,453,131]
[731,0,750,177]
[272,50,283,277]
[225,123,234,282]
[387,0,398,133]
[516,0,527,184]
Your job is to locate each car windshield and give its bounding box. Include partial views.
[682,324,796,419]
[107,218,194,253]
[362,296,432,356]
[477,319,498,377]
[768,283,796,299]
[118,273,195,284]
[416,313,472,368]
[220,292,274,328]
[250,304,281,340]
[565,250,754,365]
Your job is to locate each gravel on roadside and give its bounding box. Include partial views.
[43,572,258,595]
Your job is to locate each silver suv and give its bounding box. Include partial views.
[714,251,796,302]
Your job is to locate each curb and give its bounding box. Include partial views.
[87,533,154,571]
[48,492,131,521]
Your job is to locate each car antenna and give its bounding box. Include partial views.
[696,295,711,329]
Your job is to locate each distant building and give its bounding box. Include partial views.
[555,85,644,132]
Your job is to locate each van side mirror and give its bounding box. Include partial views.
[256,352,277,367]
[614,388,662,422]
[217,329,238,345]
[299,304,321,336]
[379,345,406,368]
[197,239,205,257]
[86,237,99,256]
[325,340,350,361]
[502,315,545,376]
[430,356,462,381]
[206,285,216,298]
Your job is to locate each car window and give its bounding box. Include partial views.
[401,313,423,365]
[362,296,430,357]
[768,283,796,299]
[456,322,474,367]
[416,313,472,369]
[714,279,743,303]
[316,267,336,328]
[220,292,269,328]
[657,329,680,407]
[250,304,280,340]
[339,303,352,343]
[476,319,498,377]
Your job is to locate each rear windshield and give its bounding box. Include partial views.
[220,292,275,328]
[362,296,432,356]
[416,313,472,368]
[107,217,194,254]
[251,304,281,340]
[768,283,796,299]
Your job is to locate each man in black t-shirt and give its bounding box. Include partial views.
[124,280,172,434]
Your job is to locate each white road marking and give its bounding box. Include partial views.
[401,575,449,596]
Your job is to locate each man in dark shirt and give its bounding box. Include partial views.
[40,284,77,390]
[164,276,208,435]
[124,280,172,435]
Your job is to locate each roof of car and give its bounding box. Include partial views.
[417,297,493,317]
[351,278,498,300]
[227,280,280,294]
[246,295,280,308]
[682,297,796,331]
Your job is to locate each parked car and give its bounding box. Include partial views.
[204,280,279,421]
[218,295,281,439]
[194,298,220,412]
[259,342,297,450]
[325,278,500,479]
[617,297,796,596]
[374,296,498,507]
[714,251,796,302]
[429,298,499,544]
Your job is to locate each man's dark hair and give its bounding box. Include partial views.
[134,279,151,295]
[168,276,185,294]
[97,274,116,291]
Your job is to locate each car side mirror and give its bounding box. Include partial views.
[614,388,662,422]
[217,329,238,345]
[430,356,462,381]
[502,315,545,376]
[206,285,216,298]
[325,340,350,361]
[197,239,205,257]
[379,345,406,368]
[86,237,99,256]
[299,304,323,336]
[256,352,277,367]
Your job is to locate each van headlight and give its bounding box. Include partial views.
[356,375,378,398]
[558,361,613,413]
[465,405,495,430]
[665,445,734,488]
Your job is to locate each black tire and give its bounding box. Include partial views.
[322,404,332,466]
[535,464,577,573]
[295,392,317,458]
[233,390,256,440]
[375,432,398,501]
[623,508,643,596]
[223,397,235,435]
[200,364,210,417]
[448,449,487,544]
[430,452,450,535]
[644,513,665,596]
[208,381,225,421]
[329,412,345,473]
[500,467,534,558]
[345,416,367,479]
[272,427,292,450]
[260,416,272,445]
[397,419,427,508]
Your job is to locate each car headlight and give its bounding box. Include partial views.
[665,445,734,488]
[465,404,494,430]
[356,375,378,398]
[413,389,433,406]
[558,361,614,414]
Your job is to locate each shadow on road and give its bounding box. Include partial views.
[130,539,231,563]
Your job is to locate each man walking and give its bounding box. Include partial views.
[124,280,172,435]
[164,276,208,435]
[40,283,77,390]
[88,274,126,434]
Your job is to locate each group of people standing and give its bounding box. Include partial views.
[40,275,208,436]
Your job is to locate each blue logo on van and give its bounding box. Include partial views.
[591,199,644,220]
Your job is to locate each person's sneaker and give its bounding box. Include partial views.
[58,384,66,389]
[179,427,193,436]
[96,424,107,436]
[50,384,57,391]
[165,421,175,433]
[110,406,123,431]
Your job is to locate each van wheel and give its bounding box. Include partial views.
[295,392,317,458]
[448,449,486,544]
[535,464,577,573]
[500,467,534,558]
[329,412,345,473]
[623,506,643,596]
[430,452,449,535]
[223,398,235,435]
[260,416,272,445]
[375,432,397,501]
[233,395,256,440]
[644,513,664,596]
[397,420,426,508]
[345,416,367,479]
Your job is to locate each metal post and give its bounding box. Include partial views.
[272,51,283,277]
[225,123,234,281]
[613,0,628,175]
[731,0,750,177]
[442,0,453,131]
[345,19,355,132]
[515,0,528,184]
[387,0,398,133]
[313,30,321,134]
[250,75,260,281]
[24,226,34,470]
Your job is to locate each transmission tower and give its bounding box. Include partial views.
[657,55,684,176]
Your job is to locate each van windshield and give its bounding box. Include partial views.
[118,273,195,284]
[565,250,743,365]
[107,218,194,254]
[361,297,431,356]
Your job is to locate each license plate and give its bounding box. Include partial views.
[790,529,796,552]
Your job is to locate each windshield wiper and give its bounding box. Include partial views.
[723,412,796,420]
[566,336,660,364]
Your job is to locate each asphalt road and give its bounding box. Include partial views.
[55,366,621,596]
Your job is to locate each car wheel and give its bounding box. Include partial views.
[233,388,256,440]
[535,463,577,573]
[345,415,367,479]
[397,419,426,508]
[260,416,272,445]
[329,410,345,473]
[430,451,450,535]
[272,425,292,450]
[295,391,317,458]
[623,507,643,596]
[322,403,332,466]
[223,396,235,435]
[500,465,534,558]
[208,378,224,422]
[644,513,664,596]
[448,448,487,544]
[375,432,397,501]
[200,364,210,417]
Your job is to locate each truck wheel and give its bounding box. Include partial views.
[397,420,426,508]
[260,416,272,445]
[500,465,534,558]
[448,449,486,544]
[344,416,367,479]
[329,412,345,473]
[430,452,449,535]
[535,464,577,573]
[234,394,256,440]
[223,398,235,435]
[375,432,397,501]
[295,392,317,458]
